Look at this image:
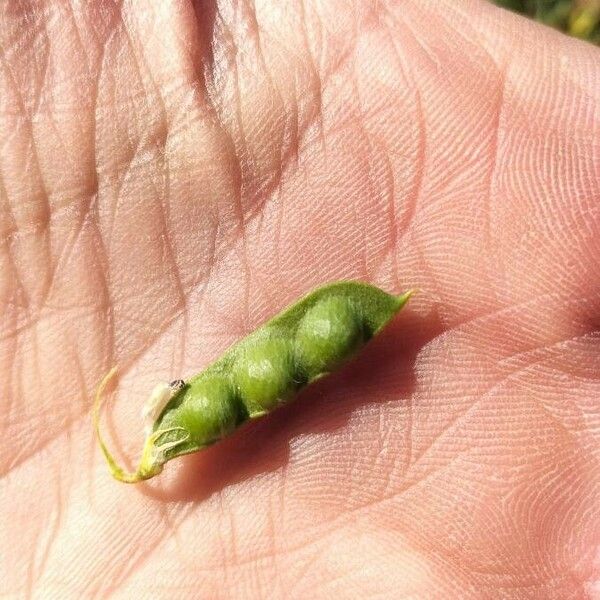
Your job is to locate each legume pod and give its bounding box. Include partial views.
[94,281,413,483]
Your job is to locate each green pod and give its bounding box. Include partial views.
[94,281,413,483]
[233,334,298,417]
[159,376,240,447]
[295,295,364,379]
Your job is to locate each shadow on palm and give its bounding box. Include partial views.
[135,307,444,502]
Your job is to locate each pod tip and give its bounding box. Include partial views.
[397,288,418,307]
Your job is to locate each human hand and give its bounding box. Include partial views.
[1,1,598,597]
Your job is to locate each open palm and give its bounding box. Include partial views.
[1,1,599,597]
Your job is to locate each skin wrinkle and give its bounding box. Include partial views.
[267,487,281,594]
[28,13,51,118]
[0,88,52,314]
[0,316,93,424]
[230,4,252,193]
[349,79,374,277]
[0,171,16,243]
[15,18,54,312]
[205,3,333,228]
[286,540,324,596]
[129,457,576,597]
[483,64,507,290]
[209,16,252,314]
[42,198,93,312]
[375,58,439,307]
[1,255,119,469]
[402,303,588,469]
[351,33,409,276]
[218,488,234,596]
[265,39,311,185]
[3,3,50,116]
[137,502,363,580]
[91,373,314,589]
[150,149,189,321]
[88,2,117,399]
[374,19,426,278]
[30,467,63,593]
[9,5,108,436]
[393,8,499,193]
[231,17,253,332]
[183,12,348,297]
[161,169,189,378]
[117,426,415,591]
[298,0,326,159]
[2,324,111,475]
[500,329,600,379]
[246,1,277,113]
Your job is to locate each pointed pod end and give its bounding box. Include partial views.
[397,288,417,308]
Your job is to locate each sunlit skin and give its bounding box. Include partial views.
[1,0,599,597]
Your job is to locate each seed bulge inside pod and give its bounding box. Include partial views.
[295,296,363,380]
[164,376,238,446]
[234,335,297,416]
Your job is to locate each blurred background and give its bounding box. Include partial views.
[493,0,600,43]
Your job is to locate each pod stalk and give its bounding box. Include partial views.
[93,367,188,483]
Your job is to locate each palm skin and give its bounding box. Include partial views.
[1,0,599,597]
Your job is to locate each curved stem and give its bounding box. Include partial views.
[93,367,188,484]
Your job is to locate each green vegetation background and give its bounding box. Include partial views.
[493,0,600,43]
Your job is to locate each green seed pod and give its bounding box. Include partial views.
[233,334,298,416]
[295,296,363,379]
[94,281,414,483]
[159,376,240,448]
